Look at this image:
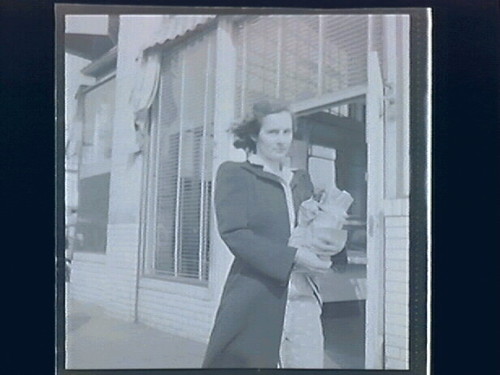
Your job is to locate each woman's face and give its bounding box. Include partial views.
[254,111,293,163]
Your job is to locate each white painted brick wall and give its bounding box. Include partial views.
[386,312,408,327]
[386,258,409,273]
[69,253,107,305]
[69,225,141,323]
[137,280,217,343]
[384,212,409,369]
[385,291,406,304]
[386,269,408,283]
[386,301,407,316]
[386,280,407,294]
[386,345,409,362]
[386,357,407,369]
[103,223,141,322]
[386,239,410,254]
[386,333,408,351]
[385,216,409,227]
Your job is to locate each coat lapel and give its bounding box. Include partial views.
[241,161,308,215]
[240,161,283,185]
[241,161,304,191]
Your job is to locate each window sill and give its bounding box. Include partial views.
[139,275,213,301]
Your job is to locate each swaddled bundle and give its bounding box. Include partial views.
[289,186,353,262]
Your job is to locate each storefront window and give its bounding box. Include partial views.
[145,32,215,282]
[234,15,369,119]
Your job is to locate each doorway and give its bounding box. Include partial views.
[289,100,367,368]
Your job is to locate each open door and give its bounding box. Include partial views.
[291,100,367,368]
[365,51,385,368]
[288,54,385,368]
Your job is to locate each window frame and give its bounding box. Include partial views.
[140,33,215,286]
[73,74,116,254]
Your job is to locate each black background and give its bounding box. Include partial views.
[1,0,497,374]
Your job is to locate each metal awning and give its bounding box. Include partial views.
[142,15,216,54]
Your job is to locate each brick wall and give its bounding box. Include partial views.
[102,223,140,321]
[69,253,107,305]
[68,223,141,321]
[378,15,411,370]
[384,214,409,369]
[137,279,218,343]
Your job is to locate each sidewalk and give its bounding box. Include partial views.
[65,285,361,369]
[65,292,207,369]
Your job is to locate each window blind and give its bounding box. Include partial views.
[151,31,215,282]
[234,15,369,119]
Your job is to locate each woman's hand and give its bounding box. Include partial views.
[310,228,347,257]
[294,247,332,274]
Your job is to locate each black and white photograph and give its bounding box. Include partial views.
[59,6,431,372]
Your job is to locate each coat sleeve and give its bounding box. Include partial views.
[214,162,297,285]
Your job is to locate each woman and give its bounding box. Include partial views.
[202,100,341,368]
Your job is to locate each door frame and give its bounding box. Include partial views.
[290,84,366,116]
[289,80,386,369]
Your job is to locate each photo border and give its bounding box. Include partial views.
[55,4,432,375]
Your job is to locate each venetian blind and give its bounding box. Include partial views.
[153,31,215,281]
[234,15,369,119]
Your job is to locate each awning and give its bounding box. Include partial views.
[128,15,216,156]
[144,15,216,53]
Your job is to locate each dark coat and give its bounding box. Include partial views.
[203,160,314,368]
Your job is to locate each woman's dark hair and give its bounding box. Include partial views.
[231,99,294,153]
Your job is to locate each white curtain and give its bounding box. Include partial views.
[128,51,161,154]
[125,15,215,154]
[127,15,215,156]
